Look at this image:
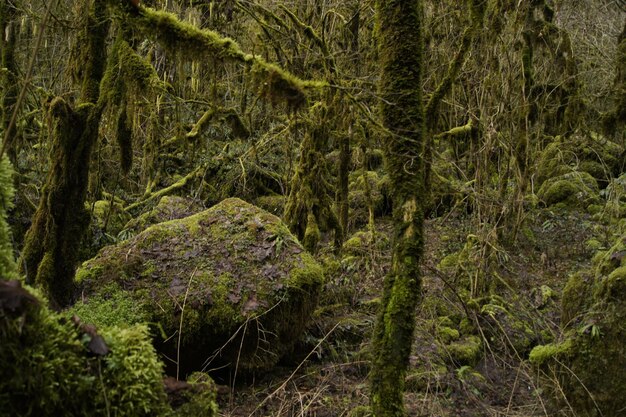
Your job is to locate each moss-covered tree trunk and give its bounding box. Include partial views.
[0,0,19,164]
[369,0,425,415]
[19,0,109,308]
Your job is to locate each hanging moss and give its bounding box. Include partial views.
[100,32,166,108]
[105,1,325,110]
[423,0,485,196]
[284,105,341,253]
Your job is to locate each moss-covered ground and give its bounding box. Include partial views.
[212,201,611,416]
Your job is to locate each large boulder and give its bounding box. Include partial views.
[74,198,324,375]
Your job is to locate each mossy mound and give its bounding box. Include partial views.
[536,133,624,188]
[530,235,626,416]
[0,281,207,417]
[537,171,600,209]
[76,197,324,374]
[122,195,202,236]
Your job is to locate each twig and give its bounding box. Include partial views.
[248,321,341,417]
[177,267,198,380]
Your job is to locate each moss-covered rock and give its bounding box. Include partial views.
[532,234,626,416]
[537,171,600,209]
[76,198,324,374]
[536,133,624,188]
[0,281,202,417]
[443,335,482,366]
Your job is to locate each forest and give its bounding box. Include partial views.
[0,0,625,416]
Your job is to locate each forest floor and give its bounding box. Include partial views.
[213,205,599,417]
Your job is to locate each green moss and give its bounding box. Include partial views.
[370,3,426,409]
[536,232,626,415]
[342,231,374,255]
[537,171,600,209]
[539,285,557,305]
[348,171,386,227]
[444,335,482,366]
[69,282,149,328]
[285,104,341,252]
[106,2,324,110]
[76,198,323,373]
[0,285,181,416]
[19,0,110,307]
[438,252,459,271]
[255,195,285,216]
[536,134,623,187]
[123,195,201,235]
[437,326,460,344]
[303,212,321,253]
[170,372,219,417]
[405,363,448,393]
[596,265,626,300]
[593,235,626,277]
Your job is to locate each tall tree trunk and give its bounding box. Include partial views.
[19,0,109,308]
[369,0,425,415]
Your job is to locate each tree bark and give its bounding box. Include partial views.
[369,0,425,415]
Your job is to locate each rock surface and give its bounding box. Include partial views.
[75,198,324,375]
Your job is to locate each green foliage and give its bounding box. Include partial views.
[0,287,179,417]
